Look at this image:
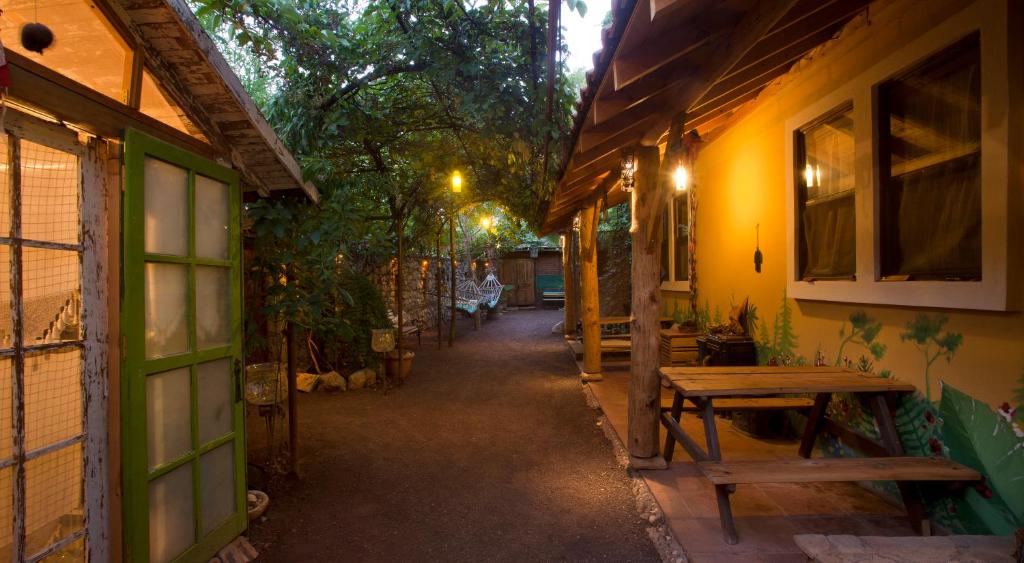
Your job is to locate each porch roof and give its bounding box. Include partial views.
[542,0,870,233]
[116,0,318,202]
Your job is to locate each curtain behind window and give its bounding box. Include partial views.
[797,106,855,280]
[880,34,981,280]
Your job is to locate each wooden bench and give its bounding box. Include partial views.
[657,366,981,545]
[698,457,980,485]
[661,397,815,413]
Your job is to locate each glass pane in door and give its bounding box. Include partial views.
[195,266,230,349]
[144,158,188,256]
[146,367,192,469]
[197,358,232,444]
[195,175,229,260]
[24,445,84,557]
[145,263,189,358]
[148,463,195,563]
[199,442,235,535]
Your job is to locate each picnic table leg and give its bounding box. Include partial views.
[798,392,832,458]
[697,397,738,545]
[663,392,684,462]
[870,393,926,535]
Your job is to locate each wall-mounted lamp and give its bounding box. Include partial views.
[620,151,635,193]
[572,214,581,232]
[673,163,689,192]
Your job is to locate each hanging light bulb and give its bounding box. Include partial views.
[451,170,463,193]
[673,163,689,192]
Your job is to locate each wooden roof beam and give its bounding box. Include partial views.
[611,23,718,92]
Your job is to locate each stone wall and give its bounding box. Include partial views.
[371,256,454,331]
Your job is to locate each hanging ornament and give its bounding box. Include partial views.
[754,223,763,273]
[21,22,54,54]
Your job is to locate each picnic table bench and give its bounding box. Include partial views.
[658,366,981,545]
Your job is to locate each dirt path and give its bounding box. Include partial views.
[248,308,659,562]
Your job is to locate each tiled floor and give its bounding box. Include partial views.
[588,365,914,562]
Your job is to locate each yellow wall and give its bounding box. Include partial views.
[664,0,1024,410]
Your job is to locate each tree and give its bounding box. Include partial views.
[901,314,963,402]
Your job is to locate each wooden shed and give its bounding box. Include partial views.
[0,0,316,561]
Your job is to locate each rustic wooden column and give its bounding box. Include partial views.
[561,230,577,340]
[627,144,669,468]
[578,200,602,381]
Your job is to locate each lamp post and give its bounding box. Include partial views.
[448,171,460,347]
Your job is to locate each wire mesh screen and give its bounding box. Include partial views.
[1,133,87,562]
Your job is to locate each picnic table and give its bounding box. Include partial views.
[599,315,673,325]
[658,366,981,545]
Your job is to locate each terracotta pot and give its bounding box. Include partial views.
[385,350,415,380]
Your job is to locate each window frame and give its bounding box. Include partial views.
[661,190,690,293]
[784,0,1013,311]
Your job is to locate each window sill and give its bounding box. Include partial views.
[787,278,1009,311]
[661,280,691,293]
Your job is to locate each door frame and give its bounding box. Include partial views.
[121,129,245,562]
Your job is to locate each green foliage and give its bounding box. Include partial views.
[331,270,393,371]
[835,311,887,366]
[940,383,1024,533]
[901,314,963,402]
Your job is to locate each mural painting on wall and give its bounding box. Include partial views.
[683,290,1024,535]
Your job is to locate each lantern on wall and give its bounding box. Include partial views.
[673,162,689,192]
[619,150,635,192]
[572,214,581,232]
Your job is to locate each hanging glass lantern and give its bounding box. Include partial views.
[620,150,636,193]
[371,328,396,353]
[572,214,581,232]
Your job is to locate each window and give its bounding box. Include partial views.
[0,131,89,559]
[140,69,208,140]
[784,1,1010,310]
[795,105,855,280]
[661,192,689,291]
[1,0,134,102]
[878,34,981,281]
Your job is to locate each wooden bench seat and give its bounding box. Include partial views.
[660,397,816,412]
[698,457,981,485]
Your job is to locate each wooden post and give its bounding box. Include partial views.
[627,145,669,468]
[436,229,443,349]
[286,322,299,477]
[449,212,457,347]
[578,201,602,381]
[395,205,405,384]
[561,230,576,340]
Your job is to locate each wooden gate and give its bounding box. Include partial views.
[501,259,535,306]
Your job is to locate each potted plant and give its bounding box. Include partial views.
[385,349,415,380]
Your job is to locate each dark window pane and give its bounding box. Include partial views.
[660,208,669,283]
[796,105,856,280]
[879,34,981,280]
[673,195,688,281]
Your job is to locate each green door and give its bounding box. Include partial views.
[121,130,245,563]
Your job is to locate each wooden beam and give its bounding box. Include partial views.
[579,199,602,381]
[685,0,801,113]
[612,23,717,91]
[562,230,577,340]
[627,145,666,463]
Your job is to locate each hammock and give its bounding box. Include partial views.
[479,273,503,309]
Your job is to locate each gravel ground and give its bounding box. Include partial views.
[248,308,660,562]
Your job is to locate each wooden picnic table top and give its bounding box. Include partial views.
[659,366,916,397]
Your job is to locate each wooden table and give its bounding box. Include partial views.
[599,315,672,325]
[658,366,980,544]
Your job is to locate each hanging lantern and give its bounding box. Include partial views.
[572,214,581,232]
[619,150,635,192]
[673,163,689,192]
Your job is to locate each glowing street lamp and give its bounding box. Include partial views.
[451,170,463,193]
[480,216,492,230]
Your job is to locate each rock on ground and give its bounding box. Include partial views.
[345,368,375,390]
[319,371,345,392]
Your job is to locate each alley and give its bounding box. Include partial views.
[249,309,659,562]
